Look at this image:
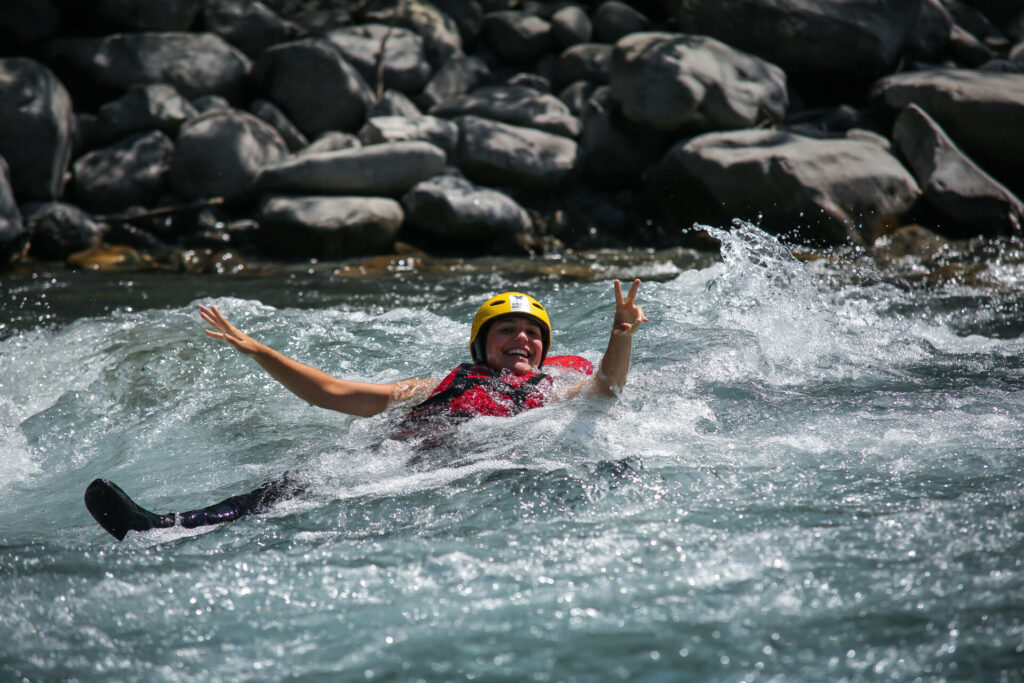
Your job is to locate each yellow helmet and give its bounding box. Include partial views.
[470,292,551,365]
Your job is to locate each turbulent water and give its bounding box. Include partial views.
[2,225,1023,681]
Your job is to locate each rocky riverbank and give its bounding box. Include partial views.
[1,0,1022,274]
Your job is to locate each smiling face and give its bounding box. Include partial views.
[483,315,544,375]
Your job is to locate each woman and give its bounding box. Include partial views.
[85,280,647,541]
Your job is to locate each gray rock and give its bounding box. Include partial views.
[556,43,612,85]
[0,158,26,264]
[430,0,484,45]
[894,104,1023,237]
[504,72,551,92]
[73,130,175,212]
[651,128,921,246]
[191,94,232,114]
[256,140,447,196]
[258,195,403,259]
[368,90,423,118]
[201,0,301,59]
[481,11,553,64]
[580,99,668,188]
[170,108,289,200]
[95,0,200,31]
[96,83,198,142]
[363,0,464,68]
[906,0,954,61]
[359,116,459,159]
[592,1,651,44]
[256,39,375,137]
[872,69,1024,195]
[0,0,59,48]
[0,58,74,201]
[22,201,105,260]
[665,0,920,80]
[558,80,600,116]
[251,98,309,151]
[402,172,533,250]
[456,115,578,188]
[432,85,581,137]
[417,55,491,110]
[551,5,592,47]
[949,23,993,67]
[43,32,252,100]
[610,32,787,132]
[324,24,432,94]
[299,132,362,156]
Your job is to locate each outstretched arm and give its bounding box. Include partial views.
[578,279,648,398]
[200,305,435,417]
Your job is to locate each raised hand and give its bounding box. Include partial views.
[612,278,648,335]
[199,305,262,355]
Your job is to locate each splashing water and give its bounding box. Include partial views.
[2,225,1022,680]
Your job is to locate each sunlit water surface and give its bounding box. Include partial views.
[2,225,1023,681]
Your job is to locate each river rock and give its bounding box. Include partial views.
[358,116,459,159]
[664,0,921,82]
[94,0,200,31]
[250,99,308,151]
[0,158,26,264]
[893,104,1023,237]
[170,108,289,200]
[43,32,252,101]
[580,91,669,188]
[551,5,592,47]
[592,1,651,44]
[258,195,403,259]
[368,90,423,118]
[22,201,104,260]
[255,38,375,137]
[556,43,612,85]
[402,171,533,251]
[0,0,60,48]
[455,115,578,188]
[94,84,198,147]
[430,0,483,46]
[201,0,300,59]
[192,94,232,114]
[299,132,362,156]
[610,32,788,133]
[363,0,463,68]
[418,55,490,110]
[325,24,432,95]
[256,140,446,196]
[481,11,553,64]
[0,58,75,202]
[906,0,954,61]
[432,85,581,137]
[73,130,175,212]
[651,128,922,246]
[871,68,1024,195]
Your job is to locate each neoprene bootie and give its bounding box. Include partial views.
[85,479,176,541]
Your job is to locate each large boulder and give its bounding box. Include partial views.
[481,11,553,64]
[358,116,459,159]
[324,24,432,94]
[431,85,581,137]
[258,195,403,259]
[43,32,252,100]
[201,0,301,59]
[73,130,175,212]
[363,0,463,68]
[256,140,447,196]
[456,115,579,188]
[580,91,669,188]
[592,1,651,44]
[170,108,289,200]
[556,43,613,85]
[0,58,74,202]
[872,68,1024,195]
[893,104,1024,237]
[250,99,308,152]
[22,201,105,260]
[93,83,197,146]
[401,171,533,250]
[255,38,375,137]
[551,5,592,47]
[0,158,26,264]
[610,32,787,133]
[650,128,921,246]
[664,0,921,81]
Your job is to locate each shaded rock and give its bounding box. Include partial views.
[324,24,432,94]
[256,140,446,196]
[580,92,669,188]
[504,72,551,92]
[192,94,232,113]
[94,0,200,31]
[455,115,578,188]
[430,0,484,46]
[893,104,1023,237]
[22,201,104,260]
[949,23,994,66]
[551,5,592,47]
[201,0,301,59]
[558,80,600,116]
[250,98,308,151]
[871,68,1024,194]
[556,43,612,85]
[610,32,787,132]
[73,130,175,212]
[481,11,553,64]
[170,108,289,200]
[592,1,651,44]
[299,132,362,156]
[906,0,954,61]
[651,128,921,246]
[418,55,491,110]
[359,116,459,159]
[258,195,403,258]
[368,89,423,118]
[432,85,581,137]
[43,32,252,100]
[0,58,74,202]
[256,38,375,137]
[0,158,26,265]
[0,0,60,48]
[96,84,198,143]
[402,171,533,250]
[665,0,921,81]
[363,0,463,68]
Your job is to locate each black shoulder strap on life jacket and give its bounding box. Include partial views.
[411,364,549,416]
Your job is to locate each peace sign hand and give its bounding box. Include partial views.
[612,279,648,335]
